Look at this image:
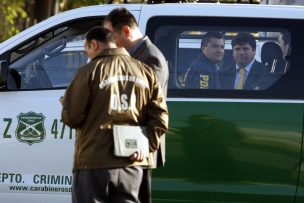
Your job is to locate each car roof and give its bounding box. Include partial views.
[1,3,303,54]
[0,4,141,54]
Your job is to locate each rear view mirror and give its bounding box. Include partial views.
[0,60,8,90]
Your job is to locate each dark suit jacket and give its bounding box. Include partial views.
[132,37,168,97]
[222,60,270,90]
[131,37,169,167]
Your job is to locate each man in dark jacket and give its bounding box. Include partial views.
[104,8,169,203]
[183,32,225,89]
[222,32,271,90]
[61,27,168,203]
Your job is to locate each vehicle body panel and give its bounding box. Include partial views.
[153,99,303,202]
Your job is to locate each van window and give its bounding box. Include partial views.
[175,30,289,90]
[153,25,290,91]
[8,19,101,90]
[147,17,301,99]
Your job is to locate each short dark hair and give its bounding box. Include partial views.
[231,32,256,50]
[104,8,138,31]
[281,32,291,45]
[86,26,115,44]
[201,32,224,47]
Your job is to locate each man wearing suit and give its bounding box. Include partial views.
[223,32,270,90]
[104,7,169,203]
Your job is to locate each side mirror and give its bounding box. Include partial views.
[0,60,8,90]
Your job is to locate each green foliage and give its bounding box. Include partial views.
[0,0,27,42]
[0,0,108,43]
[71,0,108,7]
[59,0,108,11]
[0,0,261,43]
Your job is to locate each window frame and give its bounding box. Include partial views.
[146,16,304,100]
[7,17,103,91]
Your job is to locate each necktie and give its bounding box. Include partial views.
[236,67,245,89]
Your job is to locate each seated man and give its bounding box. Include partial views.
[278,31,291,60]
[277,31,291,73]
[222,32,271,90]
[183,31,225,89]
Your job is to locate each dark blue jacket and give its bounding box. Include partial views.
[184,54,223,89]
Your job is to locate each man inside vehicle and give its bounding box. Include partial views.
[222,32,271,90]
[183,31,225,89]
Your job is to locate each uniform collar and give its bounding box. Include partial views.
[200,53,221,70]
[93,48,130,60]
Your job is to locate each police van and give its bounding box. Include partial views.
[0,3,304,203]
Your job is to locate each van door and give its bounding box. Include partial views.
[146,15,304,203]
[296,129,304,202]
[0,17,103,203]
[0,7,140,202]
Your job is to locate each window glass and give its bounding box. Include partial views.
[154,26,291,91]
[8,19,101,90]
[42,36,87,87]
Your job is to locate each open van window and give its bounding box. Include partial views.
[8,19,101,90]
[11,27,69,63]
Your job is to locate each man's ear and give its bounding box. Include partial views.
[90,39,99,50]
[201,46,206,54]
[121,25,131,37]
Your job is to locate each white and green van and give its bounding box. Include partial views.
[0,3,304,203]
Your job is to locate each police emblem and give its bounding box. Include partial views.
[16,112,46,145]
